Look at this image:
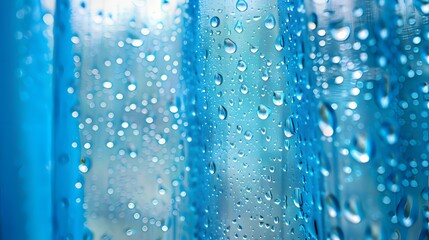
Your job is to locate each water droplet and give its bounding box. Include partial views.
[236,0,248,12]
[284,116,296,138]
[330,227,344,240]
[272,91,284,106]
[379,121,398,144]
[250,45,259,53]
[320,152,331,177]
[387,171,401,193]
[209,161,216,174]
[264,14,276,29]
[218,105,228,120]
[275,35,284,51]
[396,195,418,228]
[79,157,91,174]
[344,198,364,224]
[237,60,247,72]
[421,186,429,201]
[293,188,303,208]
[224,38,237,54]
[422,47,429,64]
[318,102,336,137]
[125,229,135,236]
[415,0,429,15]
[265,191,272,201]
[214,73,223,86]
[257,104,271,120]
[377,76,391,108]
[326,194,340,218]
[330,21,351,41]
[365,224,383,240]
[210,16,220,28]
[244,130,253,140]
[350,133,375,163]
[240,84,249,94]
[234,20,243,33]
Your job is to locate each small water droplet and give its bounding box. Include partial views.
[214,73,223,86]
[396,195,418,228]
[344,198,364,224]
[365,224,383,240]
[210,16,220,28]
[284,116,296,138]
[318,102,336,137]
[377,76,391,108]
[379,121,398,144]
[224,38,237,54]
[326,194,340,218]
[242,130,252,140]
[264,14,276,29]
[125,229,135,236]
[236,0,248,12]
[257,104,271,120]
[234,20,243,33]
[275,35,284,51]
[293,188,303,208]
[237,60,247,72]
[421,186,429,201]
[330,21,351,41]
[386,171,401,193]
[320,152,331,177]
[265,191,272,201]
[272,91,284,106]
[209,161,216,174]
[218,105,228,120]
[79,157,91,174]
[240,84,249,94]
[350,133,375,163]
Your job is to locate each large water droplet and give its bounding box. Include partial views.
[326,194,340,218]
[237,60,247,72]
[344,198,364,224]
[264,14,276,29]
[414,0,429,15]
[318,102,336,137]
[396,195,418,228]
[236,0,248,12]
[350,133,375,163]
[224,38,237,54]
[218,105,228,120]
[330,20,351,41]
[257,104,271,120]
[234,20,243,33]
[214,73,223,86]
[210,16,220,28]
[284,116,296,138]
